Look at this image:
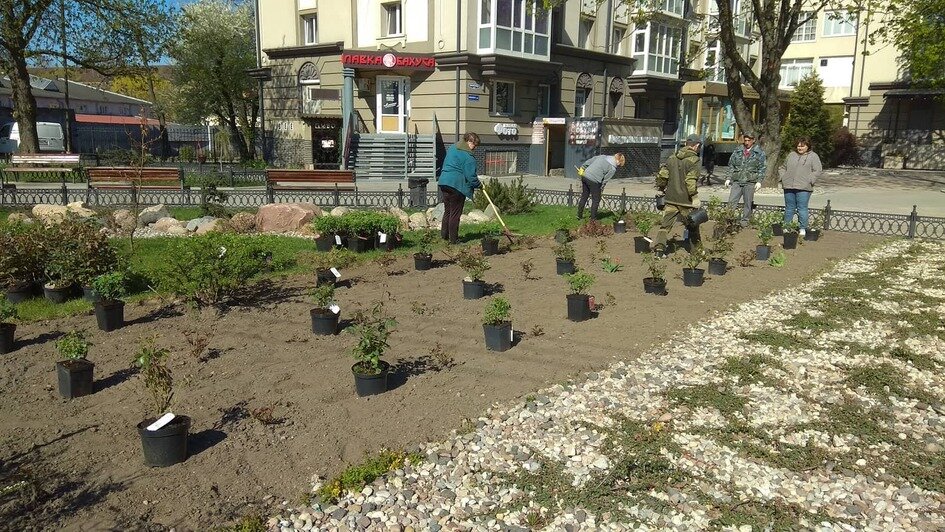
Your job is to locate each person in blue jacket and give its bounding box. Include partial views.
[437,132,481,244]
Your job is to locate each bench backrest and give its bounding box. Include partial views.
[266,169,355,183]
[87,167,182,184]
[11,154,82,166]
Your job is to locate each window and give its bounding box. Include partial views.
[302,14,318,45]
[779,58,813,87]
[537,84,551,116]
[383,2,403,37]
[608,78,624,118]
[661,0,684,17]
[611,27,625,54]
[663,97,678,134]
[579,18,594,48]
[791,12,816,42]
[704,39,725,82]
[633,30,646,54]
[823,10,856,37]
[478,0,550,59]
[574,73,592,118]
[299,62,322,115]
[633,95,649,119]
[633,22,682,76]
[484,151,518,175]
[491,80,515,115]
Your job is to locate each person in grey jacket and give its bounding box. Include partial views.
[778,137,822,236]
[576,152,626,220]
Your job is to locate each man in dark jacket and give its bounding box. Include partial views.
[654,134,702,253]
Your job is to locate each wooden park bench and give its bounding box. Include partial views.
[265,168,356,202]
[86,167,185,204]
[2,154,83,187]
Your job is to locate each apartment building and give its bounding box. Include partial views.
[254,0,684,177]
[778,8,943,169]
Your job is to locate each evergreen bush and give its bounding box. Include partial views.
[780,73,833,165]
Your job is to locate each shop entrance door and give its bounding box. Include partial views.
[545,124,566,175]
[376,76,408,134]
[310,118,341,169]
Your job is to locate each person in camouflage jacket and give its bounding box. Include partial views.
[726,132,766,225]
[654,135,702,253]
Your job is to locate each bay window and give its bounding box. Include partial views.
[478,0,550,60]
[632,22,682,76]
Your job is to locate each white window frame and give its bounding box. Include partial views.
[301,79,321,115]
[491,80,515,116]
[790,12,816,42]
[477,0,551,60]
[660,0,684,18]
[632,22,682,77]
[822,10,856,37]
[611,26,625,54]
[574,88,590,118]
[302,13,318,45]
[703,39,725,82]
[376,76,409,133]
[383,1,404,37]
[537,84,551,116]
[779,58,813,87]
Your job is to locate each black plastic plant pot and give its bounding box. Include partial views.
[463,280,486,300]
[481,237,500,256]
[682,268,705,287]
[44,284,73,304]
[5,282,33,304]
[613,221,627,234]
[137,415,191,467]
[783,232,799,250]
[756,245,771,261]
[376,233,397,251]
[633,236,650,253]
[483,321,512,352]
[554,229,570,244]
[347,235,375,253]
[771,223,784,236]
[316,269,336,287]
[643,277,667,295]
[708,259,728,276]
[56,359,94,399]
[556,259,575,275]
[315,235,334,252]
[352,360,390,397]
[805,230,821,241]
[0,323,15,354]
[414,253,433,271]
[310,308,340,335]
[94,300,125,332]
[566,293,593,322]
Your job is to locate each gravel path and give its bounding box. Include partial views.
[270,240,945,531]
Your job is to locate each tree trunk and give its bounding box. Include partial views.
[759,86,785,187]
[221,112,250,161]
[144,70,171,161]
[8,54,40,154]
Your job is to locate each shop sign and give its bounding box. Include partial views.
[607,135,661,145]
[542,117,567,125]
[568,119,598,145]
[494,123,518,136]
[469,81,483,90]
[341,50,436,71]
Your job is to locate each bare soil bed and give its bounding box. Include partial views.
[0,229,880,530]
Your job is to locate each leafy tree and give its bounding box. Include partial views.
[881,0,945,91]
[0,0,171,153]
[169,0,258,161]
[780,72,834,164]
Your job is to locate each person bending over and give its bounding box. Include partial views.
[576,152,626,220]
[437,132,481,244]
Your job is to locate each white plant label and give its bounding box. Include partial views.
[329,304,340,315]
[378,232,388,244]
[643,237,653,243]
[510,327,514,343]
[334,235,342,245]
[330,267,341,279]
[146,412,176,431]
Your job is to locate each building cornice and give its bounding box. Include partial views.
[551,44,636,68]
[263,42,345,60]
[842,96,869,106]
[435,53,563,81]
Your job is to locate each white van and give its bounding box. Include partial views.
[0,121,65,154]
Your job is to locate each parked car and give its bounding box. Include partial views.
[0,121,65,154]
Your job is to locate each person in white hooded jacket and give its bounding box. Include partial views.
[576,152,626,220]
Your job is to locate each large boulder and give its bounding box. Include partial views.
[138,204,170,227]
[427,203,445,223]
[112,209,136,234]
[152,217,186,233]
[459,214,472,225]
[186,216,218,232]
[466,209,491,223]
[31,204,69,223]
[66,201,96,219]
[6,212,33,224]
[195,219,224,235]
[228,211,256,233]
[256,203,322,233]
[329,206,350,217]
[388,206,410,229]
[164,225,189,236]
[407,212,429,230]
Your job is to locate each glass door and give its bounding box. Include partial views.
[376,76,408,133]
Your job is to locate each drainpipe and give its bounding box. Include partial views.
[455,0,462,142]
[254,0,268,162]
[602,0,613,119]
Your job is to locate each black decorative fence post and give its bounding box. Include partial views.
[908,205,918,239]
[823,200,832,231]
[620,188,627,214]
[567,184,574,207]
[333,183,341,207]
[397,183,404,209]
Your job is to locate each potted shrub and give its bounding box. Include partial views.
[133,340,190,467]
[707,236,732,276]
[310,283,340,335]
[43,223,80,304]
[457,249,490,300]
[678,246,707,287]
[482,296,512,352]
[348,302,396,396]
[55,330,94,399]
[480,222,503,256]
[630,211,658,253]
[782,220,800,250]
[706,197,741,240]
[309,248,351,287]
[414,230,437,271]
[0,299,17,354]
[91,272,126,332]
[312,214,345,251]
[0,223,43,303]
[806,214,823,241]
[375,214,402,252]
[553,241,576,275]
[344,211,383,253]
[771,220,784,237]
[553,216,571,244]
[75,222,119,302]
[642,252,668,295]
[752,213,776,261]
[564,270,595,322]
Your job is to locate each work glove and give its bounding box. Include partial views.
[724,180,731,187]
[754,182,761,192]
[577,167,585,177]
